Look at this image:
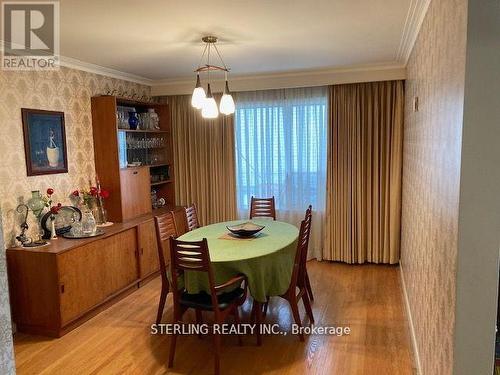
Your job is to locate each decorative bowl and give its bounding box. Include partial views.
[226,222,265,238]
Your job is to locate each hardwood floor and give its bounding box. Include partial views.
[13,261,415,375]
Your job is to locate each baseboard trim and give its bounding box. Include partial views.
[399,262,423,375]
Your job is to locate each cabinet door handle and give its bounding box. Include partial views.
[60,284,65,294]
[133,171,138,175]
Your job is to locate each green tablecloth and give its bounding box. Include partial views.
[177,220,298,303]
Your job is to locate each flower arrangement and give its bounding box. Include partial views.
[71,186,110,210]
[44,188,62,218]
[70,180,110,225]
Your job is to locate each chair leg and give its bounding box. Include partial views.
[305,270,314,302]
[232,307,243,346]
[263,296,270,318]
[302,290,315,324]
[195,309,203,339]
[213,331,221,375]
[289,298,304,342]
[156,284,168,325]
[168,306,180,368]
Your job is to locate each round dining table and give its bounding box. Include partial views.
[177,219,299,303]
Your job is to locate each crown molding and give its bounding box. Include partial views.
[0,40,154,85]
[151,62,407,96]
[396,0,432,63]
[59,56,154,85]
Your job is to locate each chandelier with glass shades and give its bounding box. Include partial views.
[191,36,235,118]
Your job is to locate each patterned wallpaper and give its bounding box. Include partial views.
[400,0,467,374]
[0,67,150,246]
[0,213,14,375]
[0,67,150,373]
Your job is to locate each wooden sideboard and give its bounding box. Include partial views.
[6,206,187,337]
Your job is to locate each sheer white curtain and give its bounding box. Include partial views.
[234,87,327,259]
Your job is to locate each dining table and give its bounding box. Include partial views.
[177,219,299,303]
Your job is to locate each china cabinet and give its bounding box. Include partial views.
[91,96,175,222]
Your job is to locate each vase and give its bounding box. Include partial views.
[27,191,44,216]
[128,111,139,130]
[91,198,107,225]
[81,209,97,235]
[27,191,46,243]
[50,217,58,239]
[46,147,60,167]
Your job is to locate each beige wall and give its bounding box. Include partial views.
[400,0,467,374]
[0,67,150,246]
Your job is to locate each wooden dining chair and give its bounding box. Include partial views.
[260,208,314,342]
[249,196,276,220]
[303,205,314,302]
[184,204,200,232]
[168,237,249,375]
[154,212,178,324]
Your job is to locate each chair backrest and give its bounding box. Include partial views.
[185,204,200,232]
[169,237,220,311]
[249,196,276,220]
[154,212,178,277]
[291,206,313,290]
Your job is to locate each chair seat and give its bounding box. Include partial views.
[180,288,245,311]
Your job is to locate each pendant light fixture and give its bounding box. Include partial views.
[219,72,235,115]
[191,36,235,118]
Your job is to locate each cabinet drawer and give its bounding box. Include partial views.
[120,167,151,220]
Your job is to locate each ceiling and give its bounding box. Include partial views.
[60,0,414,81]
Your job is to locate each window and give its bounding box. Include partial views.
[234,87,327,217]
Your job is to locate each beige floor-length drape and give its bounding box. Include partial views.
[166,95,237,225]
[324,81,404,264]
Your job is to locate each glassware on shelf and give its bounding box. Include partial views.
[138,113,151,130]
[116,110,130,129]
[148,108,160,129]
[128,111,139,130]
[151,189,158,209]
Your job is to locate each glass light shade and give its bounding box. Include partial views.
[201,97,219,118]
[219,93,235,115]
[191,86,206,109]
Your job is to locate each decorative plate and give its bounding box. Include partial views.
[226,222,265,238]
[41,206,82,239]
[62,228,105,239]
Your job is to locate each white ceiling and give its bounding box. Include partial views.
[60,0,413,81]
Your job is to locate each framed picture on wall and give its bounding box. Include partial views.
[21,108,68,176]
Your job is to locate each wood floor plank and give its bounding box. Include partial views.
[13,261,415,375]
